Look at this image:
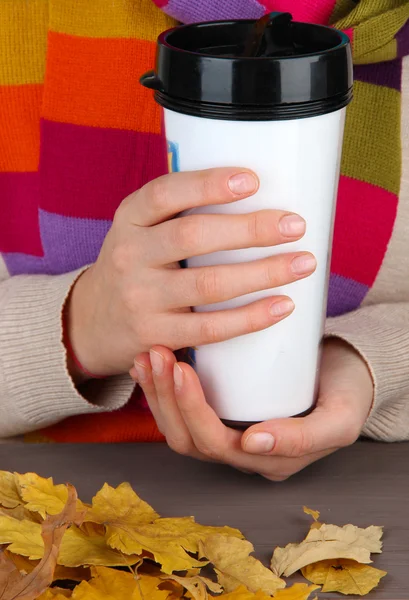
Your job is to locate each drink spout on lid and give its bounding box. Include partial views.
[242,12,293,58]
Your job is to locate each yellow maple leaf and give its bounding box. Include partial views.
[274,583,320,600]
[0,515,44,559]
[58,525,140,568]
[271,524,383,577]
[302,559,387,595]
[70,566,170,600]
[15,472,88,518]
[84,483,242,574]
[0,515,139,568]
[201,535,285,595]
[0,471,21,509]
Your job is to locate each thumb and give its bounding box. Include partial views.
[241,398,360,458]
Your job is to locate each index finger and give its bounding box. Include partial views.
[122,168,259,227]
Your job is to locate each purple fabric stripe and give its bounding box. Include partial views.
[2,253,46,277]
[3,211,111,276]
[354,60,402,92]
[396,19,409,58]
[327,273,368,318]
[164,0,265,23]
[39,210,111,275]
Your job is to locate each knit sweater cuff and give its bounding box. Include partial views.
[325,303,409,442]
[0,270,134,438]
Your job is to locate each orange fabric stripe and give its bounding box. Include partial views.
[42,32,161,134]
[0,84,42,172]
[27,410,165,443]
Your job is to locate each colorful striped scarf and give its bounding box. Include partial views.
[0,0,407,442]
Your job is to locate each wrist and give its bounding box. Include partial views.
[323,336,374,408]
[65,267,107,380]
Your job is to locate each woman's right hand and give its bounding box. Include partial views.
[66,168,316,378]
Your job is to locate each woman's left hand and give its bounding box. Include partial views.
[130,338,374,480]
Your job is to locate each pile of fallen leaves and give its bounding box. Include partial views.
[0,471,386,600]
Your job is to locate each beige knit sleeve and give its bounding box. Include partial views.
[0,269,134,438]
[325,303,409,442]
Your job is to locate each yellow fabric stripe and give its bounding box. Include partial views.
[341,81,401,196]
[50,0,177,40]
[0,0,48,85]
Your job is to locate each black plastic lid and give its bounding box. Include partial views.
[140,12,353,121]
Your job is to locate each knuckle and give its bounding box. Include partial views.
[122,284,143,313]
[148,176,171,214]
[195,267,221,301]
[245,306,261,335]
[247,211,268,245]
[195,442,221,461]
[174,216,204,253]
[167,436,194,457]
[284,428,314,458]
[200,318,222,344]
[111,242,134,274]
[196,170,218,204]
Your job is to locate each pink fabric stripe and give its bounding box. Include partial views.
[0,173,43,256]
[259,0,337,24]
[331,176,398,286]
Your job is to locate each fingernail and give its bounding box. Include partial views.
[279,214,306,237]
[291,254,317,275]
[228,173,258,195]
[269,299,294,317]
[134,360,148,383]
[150,349,164,376]
[173,363,184,391]
[244,432,275,454]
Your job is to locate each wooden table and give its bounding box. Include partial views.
[1,441,408,599]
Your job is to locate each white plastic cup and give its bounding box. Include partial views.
[165,108,346,424]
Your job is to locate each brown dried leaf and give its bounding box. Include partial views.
[302,559,387,595]
[271,524,383,577]
[0,483,77,600]
[201,535,285,595]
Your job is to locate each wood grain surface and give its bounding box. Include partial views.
[0,441,408,599]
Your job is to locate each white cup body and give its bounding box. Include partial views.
[164,108,346,423]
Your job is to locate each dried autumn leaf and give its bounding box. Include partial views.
[162,573,222,600]
[70,566,170,600]
[216,585,271,600]
[0,516,44,559]
[271,524,383,577]
[0,472,22,509]
[84,483,241,574]
[15,473,87,519]
[0,483,77,600]
[201,535,285,595]
[0,550,22,597]
[37,589,72,599]
[58,525,140,568]
[302,559,387,595]
[302,508,320,522]
[8,553,90,583]
[274,583,320,600]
